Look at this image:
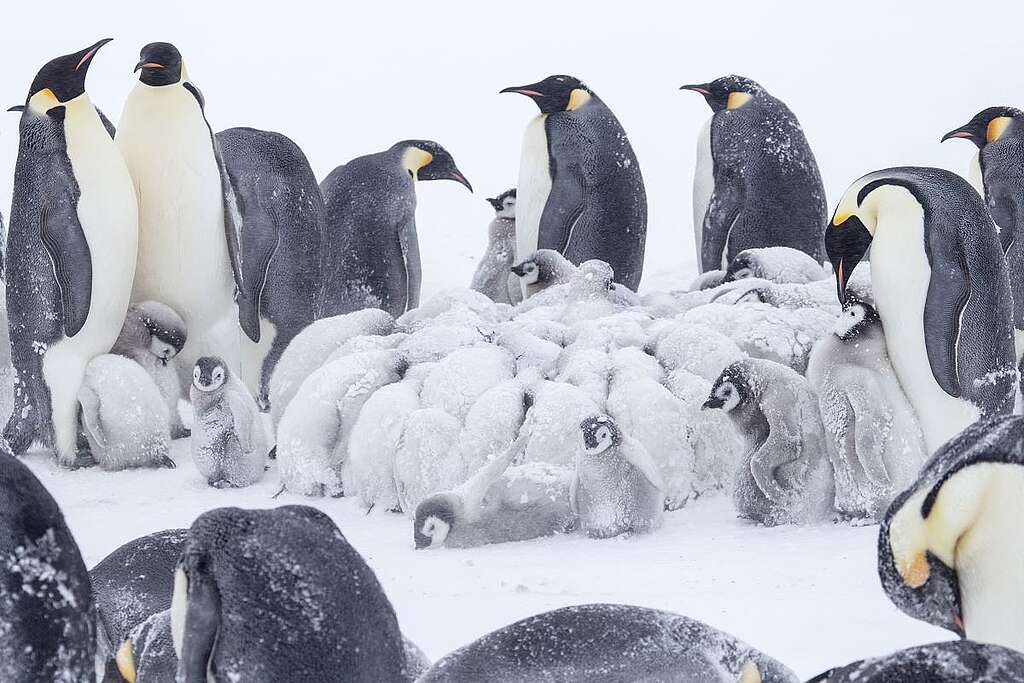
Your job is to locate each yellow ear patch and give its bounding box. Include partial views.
[739,660,762,683]
[402,147,434,178]
[28,88,61,114]
[115,639,137,683]
[567,88,592,111]
[898,551,931,588]
[727,91,753,110]
[832,209,855,226]
[987,116,1013,143]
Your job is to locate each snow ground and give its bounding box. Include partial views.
[23,440,946,679]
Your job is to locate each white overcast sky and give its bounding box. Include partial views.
[1,0,1020,288]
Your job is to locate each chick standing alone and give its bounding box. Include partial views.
[470,189,521,304]
[190,356,269,488]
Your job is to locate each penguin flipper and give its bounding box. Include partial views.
[211,127,246,304]
[38,205,92,337]
[923,266,971,398]
[701,169,744,272]
[225,390,257,454]
[398,218,422,312]
[620,436,665,493]
[538,161,585,256]
[236,199,281,343]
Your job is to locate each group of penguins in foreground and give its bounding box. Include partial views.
[4,33,1024,682]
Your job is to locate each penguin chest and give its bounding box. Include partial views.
[515,115,552,261]
[63,101,139,343]
[957,467,1024,651]
[117,86,234,316]
[871,213,978,451]
[692,117,714,260]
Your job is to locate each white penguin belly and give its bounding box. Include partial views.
[692,117,714,264]
[957,467,1024,651]
[117,84,238,376]
[515,114,552,263]
[872,207,979,453]
[62,97,139,352]
[967,153,984,196]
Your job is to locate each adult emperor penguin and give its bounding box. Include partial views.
[501,75,647,290]
[681,75,827,272]
[418,604,798,682]
[4,39,139,467]
[879,415,1024,652]
[217,127,324,401]
[319,140,472,318]
[171,505,408,681]
[942,107,1024,361]
[826,167,1017,453]
[809,641,1024,683]
[0,445,96,680]
[117,42,243,389]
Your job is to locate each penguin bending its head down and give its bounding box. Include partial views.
[502,75,647,290]
[4,39,140,467]
[216,127,325,401]
[470,188,521,305]
[112,300,188,439]
[0,444,96,680]
[681,75,827,272]
[879,414,1024,652]
[571,415,665,538]
[418,603,798,682]
[171,505,408,681]
[942,107,1024,367]
[826,167,1017,453]
[319,140,472,318]
[117,42,244,391]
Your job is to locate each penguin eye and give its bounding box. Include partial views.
[193,368,201,381]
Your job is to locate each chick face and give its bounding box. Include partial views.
[414,494,457,549]
[192,357,228,393]
[580,415,621,455]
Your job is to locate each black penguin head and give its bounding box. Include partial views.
[723,250,758,282]
[21,38,112,115]
[826,177,889,305]
[500,75,592,114]
[413,494,457,549]
[397,140,472,191]
[580,415,621,455]
[488,188,517,218]
[192,356,228,393]
[834,296,880,341]
[879,485,964,638]
[702,362,749,412]
[680,75,763,113]
[134,42,185,87]
[941,106,1024,149]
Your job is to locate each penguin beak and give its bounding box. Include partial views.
[7,105,25,113]
[500,85,545,97]
[700,397,721,410]
[941,129,974,142]
[679,83,712,95]
[134,61,165,73]
[448,170,473,192]
[510,263,527,277]
[76,38,113,72]
[824,215,872,306]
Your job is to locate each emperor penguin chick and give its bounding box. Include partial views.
[77,355,175,470]
[112,300,188,439]
[571,415,665,538]
[806,298,926,519]
[511,249,577,298]
[470,189,521,304]
[703,358,833,525]
[189,356,269,488]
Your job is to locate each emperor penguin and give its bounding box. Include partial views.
[0,445,96,680]
[826,167,1018,453]
[116,42,244,389]
[942,107,1024,363]
[879,414,1024,653]
[681,76,827,271]
[216,127,325,402]
[4,39,140,468]
[171,505,408,681]
[470,188,521,304]
[319,140,472,318]
[501,75,647,290]
[571,415,665,538]
[417,604,799,683]
[807,640,1024,683]
[116,610,177,683]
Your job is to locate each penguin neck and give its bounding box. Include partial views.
[957,466,1024,651]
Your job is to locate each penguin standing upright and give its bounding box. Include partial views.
[879,414,1024,653]
[4,39,139,467]
[0,444,96,679]
[216,127,324,402]
[470,189,520,304]
[942,108,1024,363]
[116,42,243,389]
[826,167,1017,453]
[501,75,647,290]
[319,140,472,318]
[681,75,827,272]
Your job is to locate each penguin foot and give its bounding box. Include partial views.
[267,446,277,460]
[67,451,98,470]
[157,455,177,469]
[209,479,235,489]
[171,427,191,440]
